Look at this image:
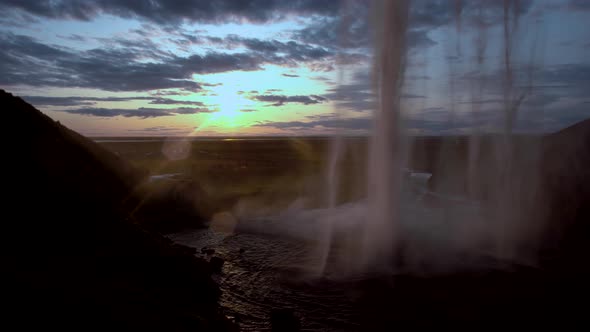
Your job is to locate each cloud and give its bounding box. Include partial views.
[294,0,533,54]
[568,0,590,11]
[0,0,341,25]
[0,9,39,28]
[21,95,96,106]
[61,48,262,91]
[412,0,532,29]
[460,63,590,107]
[7,1,516,59]
[0,32,202,91]
[20,95,206,107]
[282,73,300,78]
[294,3,435,52]
[293,1,370,50]
[540,64,590,88]
[323,80,373,112]
[57,34,86,41]
[60,106,215,118]
[236,90,259,95]
[239,109,258,112]
[21,95,158,106]
[211,34,332,65]
[0,31,340,91]
[175,107,210,114]
[323,69,425,112]
[149,90,192,96]
[253,94,327,106]
[94,36,173,60]
[148,97,205,106]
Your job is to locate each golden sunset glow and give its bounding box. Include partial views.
[196,86,256,131]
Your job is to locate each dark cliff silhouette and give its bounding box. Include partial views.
[0,90,230,331]
[421,120,590,273]
[538,119,590,274]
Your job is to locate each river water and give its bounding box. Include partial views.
[169,173,492,331]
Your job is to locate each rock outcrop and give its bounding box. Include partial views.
[0,90,230,331]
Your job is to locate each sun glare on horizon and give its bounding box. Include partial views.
[195,86,257,131]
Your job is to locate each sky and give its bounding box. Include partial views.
[0,0,589,136]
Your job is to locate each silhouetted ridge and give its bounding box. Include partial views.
[539,118,590,273]
[0,90,230,331]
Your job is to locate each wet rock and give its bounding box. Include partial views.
[210,256,224,273]
[271,308,300,332]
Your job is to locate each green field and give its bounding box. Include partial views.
[97,135,535,223]
[97,137,370,218]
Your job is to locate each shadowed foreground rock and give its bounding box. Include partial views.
[0,90,232,331]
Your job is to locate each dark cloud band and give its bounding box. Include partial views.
[0,32,333,92]
[253,94,327,106]
[0,0,340,25]
[21,95,205,107]
[60,106,215,118]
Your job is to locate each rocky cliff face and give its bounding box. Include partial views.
[421,120,590,274]
[538,119,590,273]
[0,90,230,331]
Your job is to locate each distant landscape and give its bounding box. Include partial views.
[99,137,363,217]
[95,133,548,224]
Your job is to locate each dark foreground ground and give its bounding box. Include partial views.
[2,88,590,330]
